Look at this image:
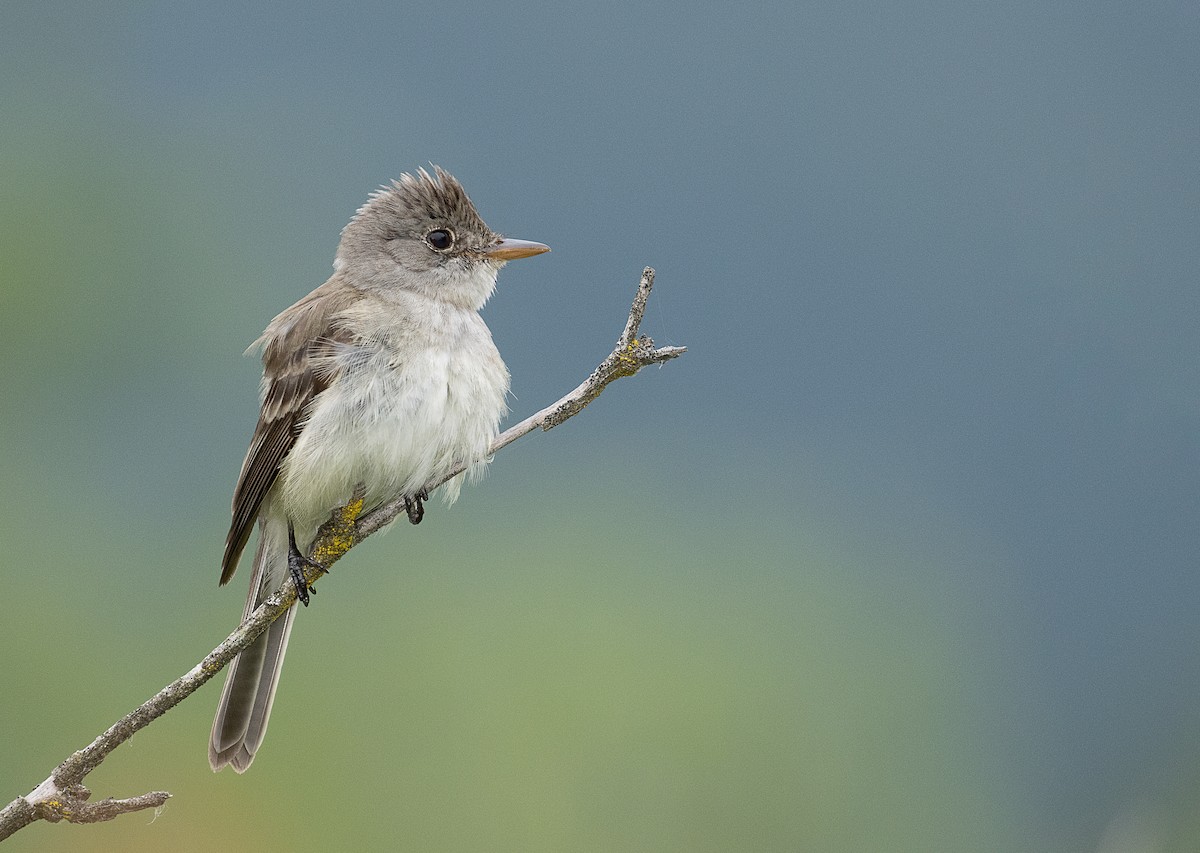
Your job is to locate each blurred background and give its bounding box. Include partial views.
[2,2,1197,851]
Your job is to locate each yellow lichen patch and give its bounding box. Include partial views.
[611,341,645,377]
[310,496,364,567]
[41,799,71,820]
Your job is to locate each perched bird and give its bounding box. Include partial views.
[209,167,548,772]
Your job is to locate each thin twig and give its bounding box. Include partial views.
[0,266,684,843]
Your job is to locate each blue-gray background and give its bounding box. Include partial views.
[2,3,1197,851]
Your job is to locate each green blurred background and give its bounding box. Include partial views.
[3,3,1198,851]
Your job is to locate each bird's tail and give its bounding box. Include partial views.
[209,518,296,773]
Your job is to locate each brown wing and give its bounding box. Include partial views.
[219,278,358,585]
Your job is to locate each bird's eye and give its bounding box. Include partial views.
[425,229,454,251]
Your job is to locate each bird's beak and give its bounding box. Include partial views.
[483,237,551,260]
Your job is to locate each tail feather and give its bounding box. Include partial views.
[210,518,296,773]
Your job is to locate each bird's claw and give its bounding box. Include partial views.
[287,522,327,607]
[404,489,429,525]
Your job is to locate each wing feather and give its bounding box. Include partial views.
[219,278,358,585]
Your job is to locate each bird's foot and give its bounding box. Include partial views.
[287,522,326,607]
[404,489,429,525]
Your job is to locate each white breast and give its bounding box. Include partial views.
[278,296,509,535]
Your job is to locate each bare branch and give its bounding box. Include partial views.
[0,266,684,843]
[1,584,296,841]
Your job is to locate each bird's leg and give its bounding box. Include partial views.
[287,521,326,607]
[404,488,430,525]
